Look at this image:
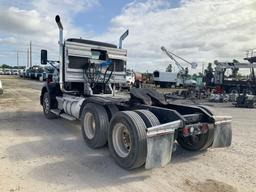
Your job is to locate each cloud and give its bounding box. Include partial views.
[0,37,17,44]
[94,0,256,73]
[0,0,99,65]
[31,0,99,19]
[1,0,255,73]
[0,7,55,37]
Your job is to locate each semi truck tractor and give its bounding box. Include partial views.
[40,15,232,170]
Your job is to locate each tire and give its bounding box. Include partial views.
[244,88,254,95]
[229,87,239,94]
[106,104,119,120]
[108,111,147,169]
[134,110,160,127]
[81,103,109,148]
[42,92,58,119]
[177,126,214,151]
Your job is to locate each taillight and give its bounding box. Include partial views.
[183,127,190,137]
[182,123,209,137]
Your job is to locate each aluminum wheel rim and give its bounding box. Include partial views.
[84,112,96,139]
[112,123,132,158]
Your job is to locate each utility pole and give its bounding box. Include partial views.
[27,48,29,68]
[30,41,32,67]
[16,51,19,67]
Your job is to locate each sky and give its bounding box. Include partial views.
[0,0,255,73]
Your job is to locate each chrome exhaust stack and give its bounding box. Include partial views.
[55,15,64,91]
[119,29,129,49]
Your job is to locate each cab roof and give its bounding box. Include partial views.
[66,38,117,49]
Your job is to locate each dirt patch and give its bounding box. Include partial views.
[185,179,238,192]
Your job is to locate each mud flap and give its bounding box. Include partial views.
[145,120,182,169]
[212,116,232,148]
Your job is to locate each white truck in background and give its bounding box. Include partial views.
[154,46,197,88]
[12,69,19,75]
[4,69,12,75]
[153,71,196,88]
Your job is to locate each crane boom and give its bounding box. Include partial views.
[214,61,256,69]
[161,46,184,71]
[161,46,198,70]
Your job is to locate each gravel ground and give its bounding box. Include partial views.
[0,76,255,192]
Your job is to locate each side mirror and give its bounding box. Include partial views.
[41,49,48,65]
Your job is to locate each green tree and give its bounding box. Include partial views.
[192,73,198,80]
[166,64,172,72]
[198,72,203,77]
[207,63,213,73]
[1,64,12,68]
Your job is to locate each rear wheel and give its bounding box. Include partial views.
[42,92,58,119]
[134,110,160,127]
[105,104,119,120]
[177,127,214,151]
[81,103,109,148]
[108,111,147,169]
[229,87,239,94]
[244,88,254,95]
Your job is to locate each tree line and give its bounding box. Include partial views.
[0,64,25,69]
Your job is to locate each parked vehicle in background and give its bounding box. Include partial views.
[25,65,42,79]
[142,73,154,84]
[153,71,181,88]
[40,66,56,81]
[159,46,198,87]
[4,69,12,75]
[153,71,197,88]
[12,69,19,75]
[126,70,135,85]
[126,70,143,88]
[133,72,143,87]
[210,57,256,95]
[0,69,4,75]
[35,66,45,80]
[19,65,56,81]
[19,69,26,77]
[184,79,197,86]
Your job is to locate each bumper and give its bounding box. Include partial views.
[144,116,232,169]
